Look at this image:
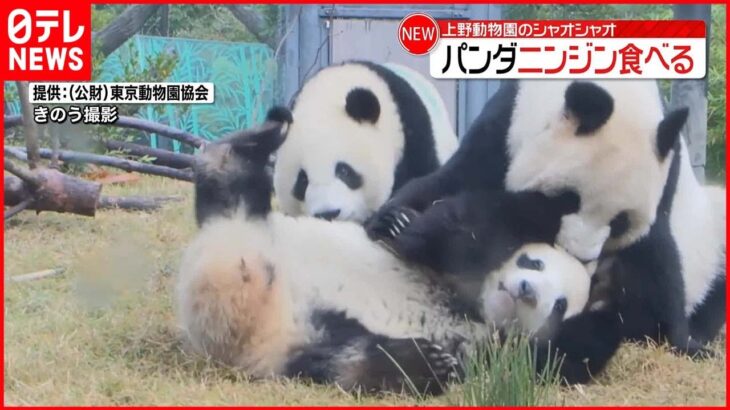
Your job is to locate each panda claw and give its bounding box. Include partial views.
[400,213,411,224]
[388,228,398,238]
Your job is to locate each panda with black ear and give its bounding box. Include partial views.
[369,79,725,374]
[178,110,596,395]
[274,61,458,223]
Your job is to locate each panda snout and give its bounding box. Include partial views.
[314,209,341,221]
[517,280,537,307]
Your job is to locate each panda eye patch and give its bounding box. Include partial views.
[609,211,630,238]
[553,297,568,315]
[516,253,545,271]
[292,169,308,201]
[335,162,363,190]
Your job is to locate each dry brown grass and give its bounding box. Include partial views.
[3,176,727,406]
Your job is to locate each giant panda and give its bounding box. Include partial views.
[273,61,458,223]
[367,79,726,372]
[178,113,595,395]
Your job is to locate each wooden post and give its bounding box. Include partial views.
[669,5,711,183]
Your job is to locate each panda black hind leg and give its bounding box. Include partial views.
[285,310,462,395]
[688,272,726,346]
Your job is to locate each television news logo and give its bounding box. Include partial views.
[1,2,91,81]
[398,14,707,79]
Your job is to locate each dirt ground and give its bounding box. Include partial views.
[3,176,726,406]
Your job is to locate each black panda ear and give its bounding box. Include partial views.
[266,106,293,124]
[345,87,380,124]
[227,124,287,163]
[564,81,614,136]
[656,107,688,159]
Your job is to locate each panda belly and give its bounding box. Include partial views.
[268,213,473,343]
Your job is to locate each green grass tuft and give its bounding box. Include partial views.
[455,330,562,406]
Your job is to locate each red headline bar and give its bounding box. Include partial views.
[437,20,706,38]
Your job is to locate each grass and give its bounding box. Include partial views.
[3,175,727,406]
[454,331,562,406]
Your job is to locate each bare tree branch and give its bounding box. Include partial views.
[4,114,206,148]
[95,5,161,57]
[226,5,276,48]
[5,197,34,220]
[97,195,183,211]
[105,140,194,169]
[15,82,41,169]
[3,115,22,129]
[4,157,41,187]
[7,147,193,181]
[3,167,102,217]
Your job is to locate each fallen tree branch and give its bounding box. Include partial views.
[9,268,65,283]
[112,116,206,148]
[4,175,33,204]
[6,147,193,181]
[5,175,180,214]
[98,195,183,211]
[105,140,194,169]
[4,114,206,148]
[4,157,42,187]
[4,197,34,220]
[4,115,21,128]
[3,168,102,217]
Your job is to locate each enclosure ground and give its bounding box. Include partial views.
[3,176,726,406]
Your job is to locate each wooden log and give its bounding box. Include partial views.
[15,82,41,169]
[4,198,33,220]
[3,115,21,128]
[4,157,41,187]
[5,175,181,213]
[3,168,102,217]
[110,116,206,148]
[4,114,206,148]
[105,140,194,169]
[4,175,32,205]
[97,195,183,211]
[6,146,193,181]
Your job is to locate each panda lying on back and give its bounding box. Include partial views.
[369,79,726,365]
[274,61,458,223]
[178,110,596,395]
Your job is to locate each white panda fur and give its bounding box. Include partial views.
[181,120,591,394]
[274,61,457,223]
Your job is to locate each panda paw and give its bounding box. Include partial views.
[396,338,464,393]
[367,206,420,240]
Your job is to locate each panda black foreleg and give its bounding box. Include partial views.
[611,229,713,359]
[285,310,461,395]
[532,308,623,385]
[376,197,495,274]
